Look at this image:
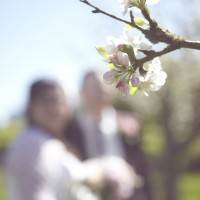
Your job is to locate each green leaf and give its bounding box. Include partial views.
[129,86,138,96]
[134,17,148,27]
[130,0,141,7]
[96,46,109,61]
[108,63,115,70]
[130,0,146,8]
[140,0,146,7]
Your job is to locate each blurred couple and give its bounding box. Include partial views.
[5,71,151,200]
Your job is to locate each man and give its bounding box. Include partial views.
[65,71,124,160]
[65,71,152,200]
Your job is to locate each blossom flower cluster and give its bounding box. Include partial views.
[96,0,165,96]
[97,31,167,96]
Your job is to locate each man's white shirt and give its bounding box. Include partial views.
[78,106,125,158]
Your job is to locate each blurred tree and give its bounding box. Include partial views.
[0,119,24,163]
[114,55,200,200]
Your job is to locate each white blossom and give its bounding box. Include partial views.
[139,57,167,95]
[97,33,166,96]
[119,0,135,15]
[102,31,151,57]
[122,31,143,54]
[98,31,153,95]
[104,36,123,55]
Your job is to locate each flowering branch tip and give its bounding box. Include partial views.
[80,0,200,96]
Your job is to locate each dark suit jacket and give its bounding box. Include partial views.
[65,116,152,200]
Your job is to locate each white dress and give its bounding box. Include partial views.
[5,126,94,200]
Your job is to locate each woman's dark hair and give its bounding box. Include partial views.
[29,79,61,102]
[26,79,61,124]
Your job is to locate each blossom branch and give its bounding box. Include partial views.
[180,40,200,50]
[139,40,200,67]
[80,0,200,95]
[80,0,200,62]
[80,0,145,31]
[138,44,179,66]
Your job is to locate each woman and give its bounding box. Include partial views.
[5,79,101,200]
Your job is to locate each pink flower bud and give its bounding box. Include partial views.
[103,70,116,84]
[131,68,141,86]
[110,54,118,66]
[116,80,129,95]
[110,52,130,67]
[117,44,124,50]
[131,76,140,86]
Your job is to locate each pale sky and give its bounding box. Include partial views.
[0,0,197,125]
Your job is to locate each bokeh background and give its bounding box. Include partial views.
[0,0,200,200]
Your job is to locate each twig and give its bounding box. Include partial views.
[129,11,134,24]
[80,0,145,32]
[138,39,200,67]
[80,0,200,68]
[138,45,179,66]
[80,0,132,26]
[180,40,200,50]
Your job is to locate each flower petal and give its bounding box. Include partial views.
[103,70,116,84]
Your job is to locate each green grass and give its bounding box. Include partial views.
[0,167,200,200]
[0,168,6,200]
[178,174,200,200]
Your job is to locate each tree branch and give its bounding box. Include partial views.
[80,0,200,68]
[80,0,132,26]
[176,124,200,154]
[180,40,200,50]
[138,39,200,67]
[138,45,179,66]
[80,0,146,32]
